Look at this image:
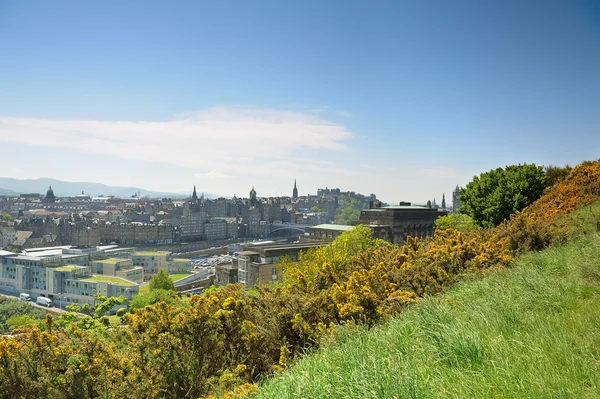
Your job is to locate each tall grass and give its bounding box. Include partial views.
[254,233,600,398]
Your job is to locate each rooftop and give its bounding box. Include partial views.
[133,251,169,257]
[236,250,260,256]
[171,258,191,263]
[216,263,237,270]
[309,224,355,231]
[104,247,135,253]
[94,258,126,264]
[383,206,431,210]
[11,254,43,261]
[81,276,137,286]
[53,265,85,272]
[24,245,73,252]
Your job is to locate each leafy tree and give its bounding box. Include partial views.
[93,294,127,318]
[6,314,41,331]
[129,288,179,311]
[545,164,572,186]
[434,214,476,232]
[0,296,45,333]
[1,212,11,221]
[334,195,368,225]
[460,163,547,227]
[149,269,176,291]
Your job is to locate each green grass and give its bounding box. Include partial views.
[133,251,168,257]
[171,258,191,263]
[138,283,150,294]
[94,258,125,264]
[136,273,190,294]
[81,276,137,286]
[169,273,192,282]
[53,265,82,272]
[254,233,600,399]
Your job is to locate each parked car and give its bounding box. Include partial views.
[36,296,53,307]
[19,293,32,301]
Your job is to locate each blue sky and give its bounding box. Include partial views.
[0,0,598,202]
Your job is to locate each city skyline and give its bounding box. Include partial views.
[0,1,598,203]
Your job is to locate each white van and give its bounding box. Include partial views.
[36,297,53,307]
[19,293,32,301]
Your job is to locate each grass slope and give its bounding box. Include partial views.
[255,233,600,399]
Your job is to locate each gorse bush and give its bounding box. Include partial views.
[0,160,599,399]
[497,159,600,254]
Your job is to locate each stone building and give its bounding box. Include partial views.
[204,218,228,241]
[359,202,445,245]
[452,185,461,213]
[215,263,238,286]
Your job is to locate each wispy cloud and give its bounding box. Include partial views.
[195,170,233,179]
[0,106,354,176]
[360,163,376,169]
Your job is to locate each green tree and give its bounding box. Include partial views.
[129,288,180,311]
[334,195,369,225]
[545,164,572,186]
[434,214,476,232]
[460,163,547,227]
[6,314,41,331]
[0,296,45,333]
[93,294,127,318]
[149,269,176,291]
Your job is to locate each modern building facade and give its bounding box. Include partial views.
[234,241,323,288]
[131,251,169,281]
[0,247,139,309]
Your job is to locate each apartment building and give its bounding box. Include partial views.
[234,241,323,288]
[0,249,138,309]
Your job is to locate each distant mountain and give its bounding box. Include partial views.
[0,177,220,199]
[0,187,18,196]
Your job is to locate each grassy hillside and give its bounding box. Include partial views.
[254,232,600,398]
[1,161,598,399]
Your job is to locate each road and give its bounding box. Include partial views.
[0,292,66,315]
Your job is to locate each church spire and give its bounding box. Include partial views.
[292,179,298,201]
[441,193,446,209]
[191,185,198,203]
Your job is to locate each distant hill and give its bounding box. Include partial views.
[0,187,18,196]
[0,177,220,199]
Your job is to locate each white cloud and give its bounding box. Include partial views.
[360,163,376,169]
[195,170,233,179]
[0,106,354,176]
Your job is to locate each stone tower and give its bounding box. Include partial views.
[452,185,461,213]
[249,187,257,207]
